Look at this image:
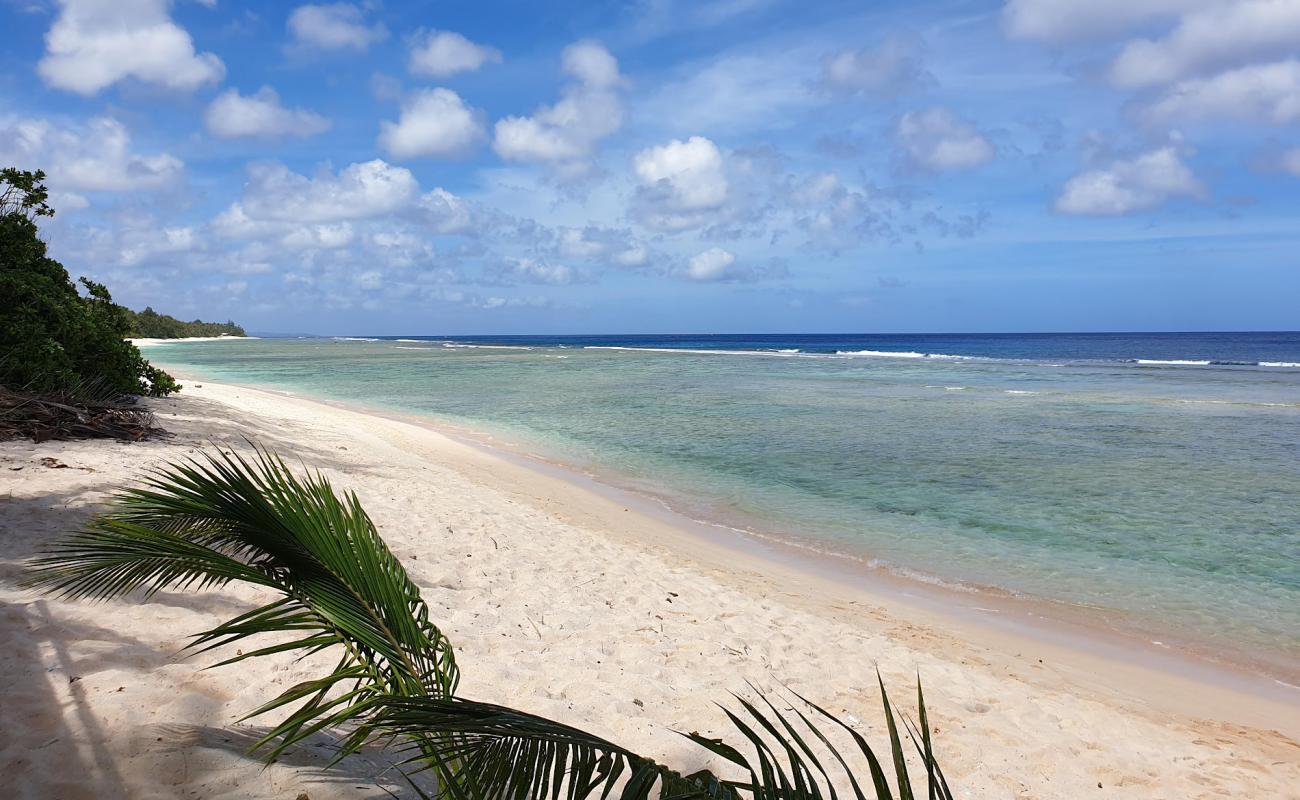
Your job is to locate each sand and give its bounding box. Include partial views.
[1,381,1297,800]
[129,337,259,346]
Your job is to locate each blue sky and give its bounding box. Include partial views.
[2,0,1298,335]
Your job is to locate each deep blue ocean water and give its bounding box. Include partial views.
[148,331,1300,680]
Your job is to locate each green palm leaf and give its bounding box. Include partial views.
[25,445,458,757]
[25,446,954,799]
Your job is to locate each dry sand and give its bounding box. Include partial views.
[129,337,259,346]
[1,381,1297,799]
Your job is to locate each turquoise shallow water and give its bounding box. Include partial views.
[149,336,1300,679]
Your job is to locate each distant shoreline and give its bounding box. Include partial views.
[130,335,260,345]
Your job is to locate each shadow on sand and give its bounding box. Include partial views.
[0,468,431,798]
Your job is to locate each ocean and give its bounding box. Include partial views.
[148,331,1300,681]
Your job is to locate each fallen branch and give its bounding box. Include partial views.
[0,385,169,442]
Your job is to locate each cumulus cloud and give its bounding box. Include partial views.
[408,30,501,77]
[894,108,994,171]
[786,172,880,248]
[492,40,624,167]
[686,247,735,280]
[415,188,475,234]
[556,226,649,266]
[1142,59,1300,123]
[38,0,224,95]
[234,160,419,224]
[561,39,622,88]
[496,257,580,285]
[210,159,478,280]
[1055,143,1205,215]
[822,36,931,97]
[205,87,331,139]
[1108,1,1300,88]
[633,136,729,230]
[1001,0,1213,43]
[53,209,203,271]
[0,116,182,194]
[288,3,387,51]
[379,88,486,159]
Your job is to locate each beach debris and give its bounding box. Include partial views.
[0,385,169,442]
[40,457,68,468]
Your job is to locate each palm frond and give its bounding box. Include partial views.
[25,446,956,799]
[355,679,952,800]
[25,445,459,756]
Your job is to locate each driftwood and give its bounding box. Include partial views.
[0,385,169,442]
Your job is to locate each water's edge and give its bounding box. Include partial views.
[158,361,1300,703]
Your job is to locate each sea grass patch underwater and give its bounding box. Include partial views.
[149,333,1300,680]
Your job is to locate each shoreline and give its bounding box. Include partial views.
[160,365,1300,703]
[130,336,260,345]
[159,370,1300,731]
[4,376,1298,798]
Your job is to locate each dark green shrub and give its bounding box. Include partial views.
[0,168,179,397]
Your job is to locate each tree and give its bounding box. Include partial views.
[0,168,179,397]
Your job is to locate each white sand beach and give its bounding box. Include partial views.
[1,381,1297,800]
[129,337,260,346]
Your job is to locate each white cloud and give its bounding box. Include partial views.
[499,257,579,285]
[0,116,182,193]
[1143,59,1300,123]
[1001,0,1215,43]
[687,247,735,280]
[235,159,419,224]
[1109,0,1300,88]
[370,231,437,268]
[408,30,501,77]
[822,36,930,96]
[561,39,622,88]
[355,270,384,290]
[894,107,994,171]
[38,0,224,95]
[118,224,197,266]
[280,223,356,250]
[379,88,485,159]
[787,172,875,247]
[637,46,819,136]
[205,87,331,139]
[1282,148,1300,175]
[633,135,729,222]
[288,3,387,51]
[492,40,624,166]
[556,226,649,266]
[415,188,475,234]
[1055,144,1205,215]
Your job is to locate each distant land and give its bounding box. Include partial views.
[126,307,246,339]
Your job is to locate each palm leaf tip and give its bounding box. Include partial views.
[24,445,459,756]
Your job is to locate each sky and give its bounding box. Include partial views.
[2,0,1298,335]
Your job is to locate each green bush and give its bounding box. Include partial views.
[0,168,180,397]
[125,306,245,339]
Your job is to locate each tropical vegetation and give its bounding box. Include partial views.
[126,306,246,339]
[0,167,179,398]
[26,446,955,799]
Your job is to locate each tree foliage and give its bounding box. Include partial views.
[0,168,180,397]
[126,306,246,339]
